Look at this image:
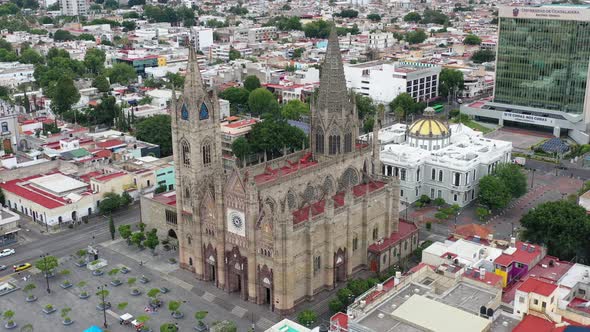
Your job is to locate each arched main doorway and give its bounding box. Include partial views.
[334,248,347,285]
[225,246,248,300]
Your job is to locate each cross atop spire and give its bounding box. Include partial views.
[316,24,351,115]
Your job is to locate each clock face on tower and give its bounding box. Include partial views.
[226,208,246,237]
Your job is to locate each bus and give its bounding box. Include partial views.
[432,104,444,113]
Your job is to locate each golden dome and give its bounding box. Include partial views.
[408,108,449,138]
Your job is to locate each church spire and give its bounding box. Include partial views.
[183,44,205,102]
[316,24,350,115]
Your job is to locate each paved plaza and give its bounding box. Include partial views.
[0,236,281,332]
[485,127,551,151]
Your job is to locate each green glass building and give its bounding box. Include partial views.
[495,6,590,115]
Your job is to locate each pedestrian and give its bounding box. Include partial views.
[140,261,143,266]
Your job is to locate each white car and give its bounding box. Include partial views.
[0,249,15,257]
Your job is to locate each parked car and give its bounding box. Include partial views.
[0,249,15,257]
[0,265,7,271]
[13,263,32,272]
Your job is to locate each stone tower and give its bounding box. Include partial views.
[311,25,359,159]
[171,45,225,285]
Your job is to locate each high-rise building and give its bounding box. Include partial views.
[59,0,87,16]
[461,5,590,143]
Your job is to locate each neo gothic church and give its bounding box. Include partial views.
[170,27,416,314]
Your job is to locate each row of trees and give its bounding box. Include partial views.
[403,9,450,25]
[478,163,527,211]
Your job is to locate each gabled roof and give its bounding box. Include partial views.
[517,277,557,297]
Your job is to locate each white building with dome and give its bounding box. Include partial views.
[364,108,513,207]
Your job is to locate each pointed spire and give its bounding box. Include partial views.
[316,24,350,115]
[184,45,205,100]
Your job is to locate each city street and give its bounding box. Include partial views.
[0,204,141,280]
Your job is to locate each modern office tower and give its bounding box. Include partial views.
[461,5,590,143]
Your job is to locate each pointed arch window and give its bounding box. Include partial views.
[199,102,209,120]
[181,140,191,167]
[181,103,189,120]
[315,127,324,154]
[202,143,211,166]
[344,132,352,153]
[328,128,341,155]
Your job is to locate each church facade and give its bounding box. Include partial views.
[168,28,417,314]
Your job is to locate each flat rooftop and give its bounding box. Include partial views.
[439,283,497,315]
[28,173,88,195]
[392,295,491,332]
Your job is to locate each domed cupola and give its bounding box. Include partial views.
[407,107,451,151]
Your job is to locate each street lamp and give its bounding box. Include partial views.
[40,254,51,294]
[454,209,461,232]
[98,284,108,328]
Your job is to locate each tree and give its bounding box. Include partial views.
[135,115,172,156]
[297,309,317,327]
[0,187,5,206]
[263,16,302,31]
[292,47,305,59]
[92,75,110,93]
[248,88,279,116]
[84,48,106,74]
[50,76,79,114]
[389,93,418,120]
[195,311,208,328]
[355,94,376,120]
[231,137,250,164]
[121,192,132,206]
[247,118,307,159]
[228,48,241,61]
[421,9,449,25]
[99,192,121,214]
[521,200,590,261]
[405,29,427,44]
[403,12,421,22]
[218,87,249,113]
[130,231,145,247]
[303,20,331,39]
[53,29,75,41]
[19,48,44,64]
[335,9,358,18]
[144,229,159,253]
[367,13,381,22]
[471,49,495,64]
[164,72,184,89]
[160,323,178,332]
[34,255,58,274]
[108,215,115,240]
[168,300,182,315]
[128,0,144,6]
[494,163,527,198]
[106,63,136,85]
[243,75,261,92]
[463,34,482,45]
[478,175,511,210]
[281,99,309,120]
[439,68,464,101]
[121,20,136,31]
[118,224,132,244]
[155,184,167,194]
[329,298,344,313]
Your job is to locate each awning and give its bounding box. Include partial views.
[2,228,20,235]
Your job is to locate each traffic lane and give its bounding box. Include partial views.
[526,159,590,179]
[0,206,140,277]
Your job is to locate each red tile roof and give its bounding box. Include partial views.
[368,220,418,253]
[463,269,503,288]
[254,153,317,185]
[330,312,349,332]
[96,139,125,149]
[513,315,567,332]
[0,174,70,209]
[517,277,557,297]
[153,192,176,206]
[494,241,543,267]
[93,172,127,182]
[224,119,258,128]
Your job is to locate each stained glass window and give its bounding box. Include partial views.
[199,102,209,120]
[181,103,189,120]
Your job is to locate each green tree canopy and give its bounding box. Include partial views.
[135,114,172,156]
[19,48,44,64]
[405,29,427,44]
[367,13,381,22]
[99,192,122,214]
[521,200,590,260]
[403,12,421,22]
[144,229,159,252]
[50,76,80,114]
[122,20,136,31]
[243,75,261,92]
[471,49,495,64]
[106,63,136,85]
[463,34,482,45]
[303,19,331,38]
[92,74,110,93]
[219,87,250,113]
[494,163,527,198]
[478,175,511,210]
[263,16,302,31]
[335,9,358,18]
[355,94,376,120]
[421,9,449,25]
[34,255,58,273]
[281,99,309,120]
[53,29,76,41]
[388,93,421,120]
[248,88,279,116]
[439,68,464,100]
[297,309,317,327]
[84,48,106,74]
[118,224,132,242]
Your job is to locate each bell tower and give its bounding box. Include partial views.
[310,24,360,159]
[171,45,224,283]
